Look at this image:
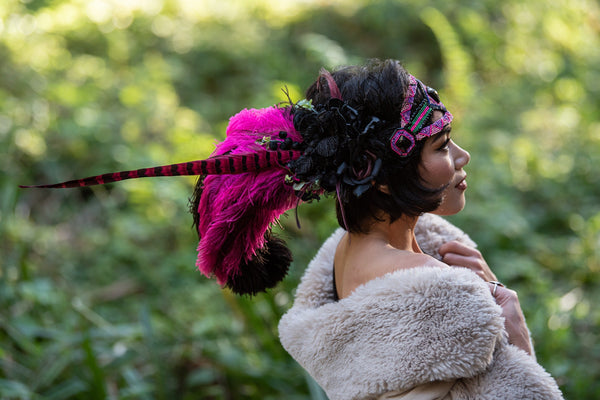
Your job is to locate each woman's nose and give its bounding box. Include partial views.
[454,143,470,169]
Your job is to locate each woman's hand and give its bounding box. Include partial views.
[438,241,498,282]
[490,283,533,356]
[438,241,533,355]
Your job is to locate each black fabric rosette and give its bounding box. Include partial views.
[288,98,385,201]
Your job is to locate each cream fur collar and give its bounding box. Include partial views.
[279,214,563,400]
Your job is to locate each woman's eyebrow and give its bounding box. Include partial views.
[441,124,452,134]
[431,125,452,144]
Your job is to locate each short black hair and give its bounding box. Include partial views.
[301,59,444,233]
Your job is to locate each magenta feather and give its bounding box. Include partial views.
[319,68,342,100]
[195,106,302,284]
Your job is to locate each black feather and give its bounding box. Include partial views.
[189,176,206,237]
[224,231,292,296]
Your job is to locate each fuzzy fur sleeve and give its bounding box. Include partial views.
[279,216,506,400]
[414,213,476,260]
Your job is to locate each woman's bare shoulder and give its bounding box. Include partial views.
[344,247,448,295]
[369,248,448,279]
[335,235,448,298]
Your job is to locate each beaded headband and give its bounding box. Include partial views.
[390,74,453,157]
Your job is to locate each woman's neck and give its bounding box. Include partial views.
[350,215,423,253]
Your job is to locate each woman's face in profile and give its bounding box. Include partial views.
[418,111,471,216]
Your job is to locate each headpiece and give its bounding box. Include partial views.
[287,72,452,202]
[390,74,453,157]
[20,69,453,295]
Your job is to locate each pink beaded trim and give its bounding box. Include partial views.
[390,75,453,157]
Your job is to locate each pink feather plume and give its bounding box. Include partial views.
[195,107,302,284]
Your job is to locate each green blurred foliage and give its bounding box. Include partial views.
[1,0,599,398]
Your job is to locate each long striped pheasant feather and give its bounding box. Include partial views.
[20,149,302,189]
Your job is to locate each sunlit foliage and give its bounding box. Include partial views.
[1,0,599,398]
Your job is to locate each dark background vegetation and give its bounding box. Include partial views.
[1,0,599,398]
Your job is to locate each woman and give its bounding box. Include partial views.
[276,60,564,399]
[22,59,563,399]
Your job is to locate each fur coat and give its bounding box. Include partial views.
[278,214,563,400]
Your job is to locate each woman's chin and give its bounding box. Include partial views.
[431,197,466,216]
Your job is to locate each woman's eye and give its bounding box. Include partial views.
[438,138,451,151]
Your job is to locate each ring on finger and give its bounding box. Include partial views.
[488,280,505,296]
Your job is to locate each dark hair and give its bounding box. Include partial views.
[292,59,444,233]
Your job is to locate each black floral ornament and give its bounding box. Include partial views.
[338,151,383,198]
[287,98,385,201]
